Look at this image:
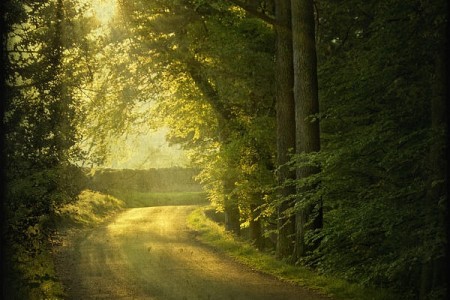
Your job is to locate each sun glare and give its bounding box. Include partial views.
[93,0,117,25]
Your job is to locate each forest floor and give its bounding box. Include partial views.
[53,205,330,300]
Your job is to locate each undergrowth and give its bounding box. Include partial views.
[54,189,125,229]
[4,190,125,299]
[187,205,398,300]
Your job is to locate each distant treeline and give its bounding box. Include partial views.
[87,167,203,193]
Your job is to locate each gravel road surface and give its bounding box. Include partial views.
[54,205,329,300]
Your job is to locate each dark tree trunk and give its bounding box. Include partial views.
[291,0,322,260]
[274,0,296,260]
[223,176,241,235]
[249,203,263,249]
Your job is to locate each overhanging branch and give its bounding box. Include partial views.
[227,0,278,27]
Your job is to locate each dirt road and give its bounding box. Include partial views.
[54,205,329,300]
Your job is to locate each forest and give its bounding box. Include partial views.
[1,0,448,299]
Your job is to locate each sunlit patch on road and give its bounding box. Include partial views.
[55,206,327,300]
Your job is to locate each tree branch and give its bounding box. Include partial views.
[227,0,278,26]
[185,56,234,122]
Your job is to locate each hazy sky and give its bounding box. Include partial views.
[106,128,189,169]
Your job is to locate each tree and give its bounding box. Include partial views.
[309,0,448,297]
[230,0,323,260]
[291,0,321,260]
[114,0,277,237]
[2,0,93,296]
[273,0,296,259]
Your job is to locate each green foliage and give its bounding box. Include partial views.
[297,0,448,297]
[5,236,66,300]
[2,0,95,297]
[93,1,447,297]
[188,206,398,300]
[54,189,125,228]
[3,187,123,299]
[3,165,86,299]
[118,0,278,237]
[3,164,87,298]
[3,0,446,298]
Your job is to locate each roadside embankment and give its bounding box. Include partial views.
[187,206,398,300]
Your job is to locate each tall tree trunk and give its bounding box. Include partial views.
[291,0,322,260]
[274,0,296,259]
[249,203,263,249]
[223,175,241,235]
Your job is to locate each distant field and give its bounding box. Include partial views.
[87,167,203,193]
[108,190,209,208]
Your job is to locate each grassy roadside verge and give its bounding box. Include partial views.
[45,190,125,299]
[187,205,397,300]
[53,189,125,229]
[46,190,204,298]
[105,190,208,208]
[4,190,125,300]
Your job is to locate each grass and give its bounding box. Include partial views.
[107,189,209,208]
[24,189,205,299]
[43,190,126,299]
[51,191,397,299]
[54,189,126,228]
[54,190,208,229]
[187,205,398,300]
[6,190,125,300]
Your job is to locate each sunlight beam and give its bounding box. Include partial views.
[93,0,117,25]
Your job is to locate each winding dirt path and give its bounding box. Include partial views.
[54,205,329,300]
